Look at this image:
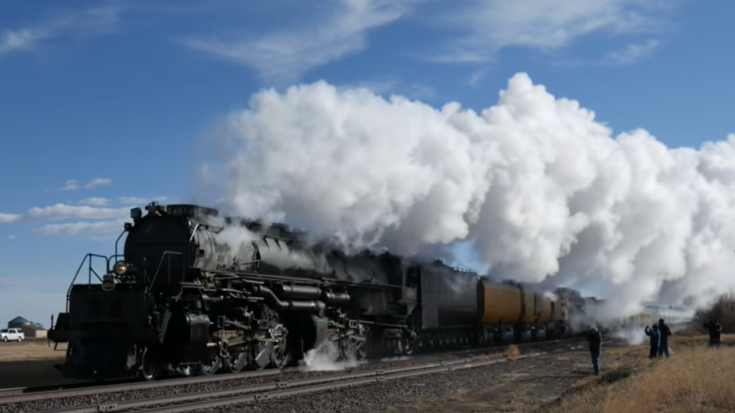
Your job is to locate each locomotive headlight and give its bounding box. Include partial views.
[113,260,129,276]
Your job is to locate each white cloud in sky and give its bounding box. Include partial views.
[603,39,660,65]
[58,178,112,191]
[182,0,420,84]
[0,214,20,223]
[428,0,672,64]
[59,179,79,191]
[84,178,112,189]
[77,197,111,206]
[0,204,128,224]
[0,5,125,59]
[0,197,167,235]
[7,235,15,240]
[0,29,46,56]
[34,220,126,235]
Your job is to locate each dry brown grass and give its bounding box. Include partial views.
[0,340,67,361]
[504,344,520,360]
[547,335,735,413]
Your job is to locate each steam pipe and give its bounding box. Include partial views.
[250,285,326,313]
[274,284,352,307]
[277,285,322,300]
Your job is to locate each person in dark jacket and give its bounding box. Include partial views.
[587,326,602,375]
[657,318,672,357]
[644,324,660,359]
[704,319,722,347]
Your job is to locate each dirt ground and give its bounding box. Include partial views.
[393,349,604,412]
[0,341,77,388]
[392,335,709,413]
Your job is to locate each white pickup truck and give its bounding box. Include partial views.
[0,328,24,342]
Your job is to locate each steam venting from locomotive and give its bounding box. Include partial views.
[192,72,735,319]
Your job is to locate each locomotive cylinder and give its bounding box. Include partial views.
[273,285,352,307]
[322,291,350,307]
[250,286,326,313]
[277,285,322,300]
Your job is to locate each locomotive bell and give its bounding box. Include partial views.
[101,274,115,291]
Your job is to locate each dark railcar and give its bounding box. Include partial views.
[417,261,479,347]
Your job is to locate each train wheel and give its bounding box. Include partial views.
[225,345,249,373]
[197,349,222,376]
[251,341,271,371]
[177,365,192,377]
[271,338,290,369]
[354,339,368,360]
[138,346,158,381]
[345,335,368,361]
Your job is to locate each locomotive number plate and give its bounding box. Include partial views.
[169,206,195,217]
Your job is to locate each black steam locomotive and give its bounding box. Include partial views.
[47,202,567,381]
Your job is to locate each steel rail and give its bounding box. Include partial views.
[0,336,585,406]
[43,352,544,413]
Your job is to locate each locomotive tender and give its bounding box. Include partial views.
[48,202,573,380]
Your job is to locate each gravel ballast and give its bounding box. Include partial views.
[198,350,600,413]
[0,351,496,413]
[2,339,590,413]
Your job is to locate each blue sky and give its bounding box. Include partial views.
[0,0,732,325]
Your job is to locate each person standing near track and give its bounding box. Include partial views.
[587,326,602,375]
[657,318,672,357]
[704,319,722,348]
[645,324,660,359]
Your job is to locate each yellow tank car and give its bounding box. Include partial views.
[476,280,567,345]
[522,291,536,323]
[533,293,554,324]
[477,281,523,324]
[478,281,557,324]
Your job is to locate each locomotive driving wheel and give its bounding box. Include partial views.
[403,331,417,355]
[270,324,291,369]
[346,335,368,361]
[224,344,250,373]
[251,340,271,371]
[138,346,159,381]
[197,347,222,376]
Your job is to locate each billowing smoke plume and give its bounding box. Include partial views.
[193,72,735,319]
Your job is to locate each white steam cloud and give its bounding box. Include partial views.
[300,340,360,371]
[194,72,735,318]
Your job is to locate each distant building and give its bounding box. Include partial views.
[7,316,48,338]
[8,316,30,329]
[20,324,47,338]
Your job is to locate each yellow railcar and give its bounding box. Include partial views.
[476,280,566,344]
[478,282,523,324]
[478,281,559,325]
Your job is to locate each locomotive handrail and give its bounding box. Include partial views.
[113,229,126,260]
[107,254,124,281]
[189,224,201,242]
[107,254,124,268]
[148,251,186,293]
[65,253,109,312]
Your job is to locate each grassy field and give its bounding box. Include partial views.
[0,340,67,362]
[544,334,735,413]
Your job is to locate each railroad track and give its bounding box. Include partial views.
[33,353,546,413]
[0,336,589,410]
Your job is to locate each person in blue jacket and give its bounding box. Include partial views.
[645,324,660,359]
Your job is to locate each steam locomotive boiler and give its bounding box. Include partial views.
[48,202,574,381]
